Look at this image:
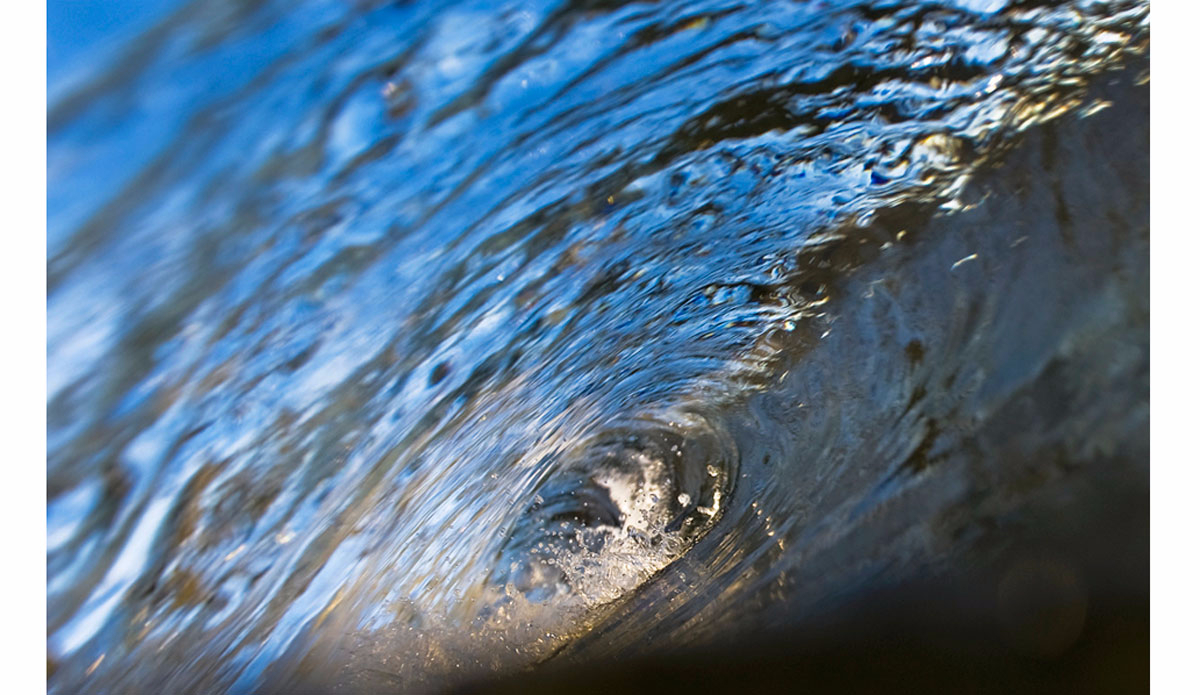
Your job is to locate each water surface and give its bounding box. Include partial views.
[47,1,1149,691]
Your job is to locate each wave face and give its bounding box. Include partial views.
[47,1,1148,692]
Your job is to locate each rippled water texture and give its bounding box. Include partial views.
[48,1,1149,692]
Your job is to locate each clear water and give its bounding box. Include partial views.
[47,1,1149,692]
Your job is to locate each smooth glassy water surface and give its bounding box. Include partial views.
[48,1,1148,692]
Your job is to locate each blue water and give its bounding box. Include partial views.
[48,1,1148,692]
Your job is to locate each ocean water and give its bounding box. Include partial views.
[47,1,1149,692]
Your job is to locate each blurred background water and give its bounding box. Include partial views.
[47,1,1148,692]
